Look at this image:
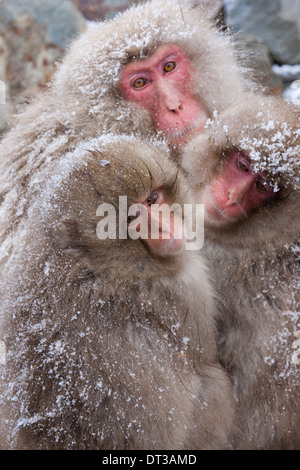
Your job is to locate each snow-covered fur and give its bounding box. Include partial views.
[181,94,300,449]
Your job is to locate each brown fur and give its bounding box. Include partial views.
[181,94,300,449]
[0,136,236,449]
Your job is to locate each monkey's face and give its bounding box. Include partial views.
[125,185,185,257]
[182,141,283,230]
[202,149,276,227]
[89,152,189,266]
[120,44,207,146]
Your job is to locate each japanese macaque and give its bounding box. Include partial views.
[0,0,252,268]
[181,94,300,449]
[0,136,236,450]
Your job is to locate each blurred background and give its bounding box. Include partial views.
[0,0,299,136]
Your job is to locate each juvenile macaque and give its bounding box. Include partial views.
[0,136,236,450]
[0,0,251,271]
[181,94,300,449]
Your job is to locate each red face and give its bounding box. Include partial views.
[120,44,207,146]
[204,150,276,224]
[127,188,184,256]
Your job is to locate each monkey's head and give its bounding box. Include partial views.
[181,94,300,247]
[52,0,247,148]
[46,136,193,279]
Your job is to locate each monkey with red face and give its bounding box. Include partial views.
[119,43,207,147]
[181,94,300,449]
[202,149,276,223]
[0,0,252,273]
[0,136,236,450]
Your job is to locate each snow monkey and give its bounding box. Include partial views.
[181,94,300,449]
[0,136,236,450]
[0,0,251,267]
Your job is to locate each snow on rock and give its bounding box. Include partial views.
[224,0,300,65]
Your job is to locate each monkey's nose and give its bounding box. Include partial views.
[227,176,256,205]
[156,80,183,113]
[227,187,244,205]
[166,97,183,113]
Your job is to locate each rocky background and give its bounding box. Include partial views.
[0,0,299,136]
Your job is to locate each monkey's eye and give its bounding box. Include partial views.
[127,211,140,224]
[237,160,250,172]
[132,77,148,88]
[147,192,159,205]
[256,180,269,193]
[164,61,176,73]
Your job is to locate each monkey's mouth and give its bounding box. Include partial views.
[143,219,186,257]
[164,115,207,146]
[150,235,185,257]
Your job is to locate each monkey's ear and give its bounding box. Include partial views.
[56,218,82,249]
